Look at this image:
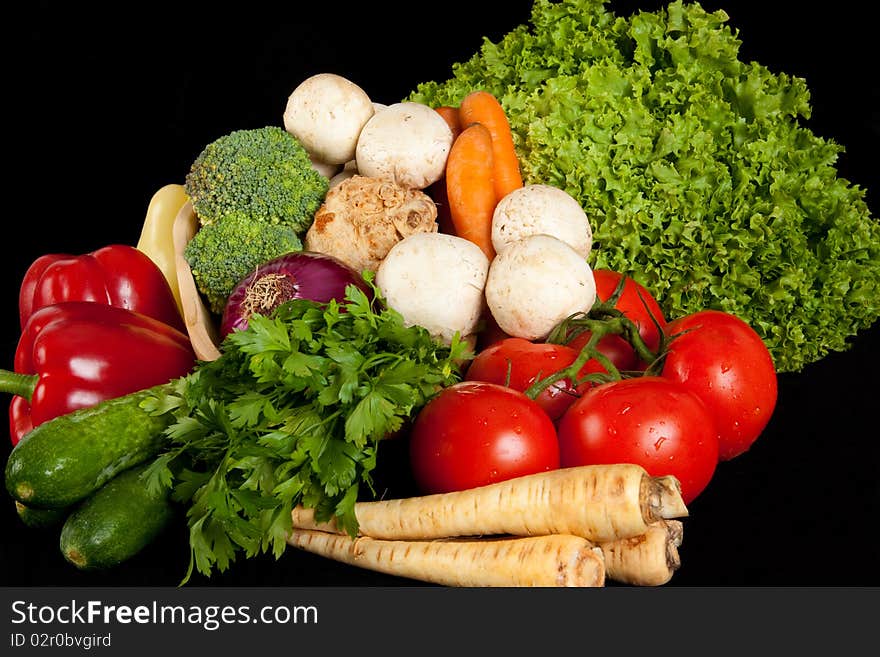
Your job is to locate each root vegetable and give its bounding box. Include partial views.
[304,175,439,273]
[290,463,688,544]
[172,201,221,361]
[375,232,489,345]
[283,73,375,165]
[459,90,523,201]
[492,184,593,258]
[600,520,683,586]
[287,531,605,587]
[428,106,462,235]
[355,102,454,189]
[445,122,497,260]
[434,105,462,141]
[485,234,597,340]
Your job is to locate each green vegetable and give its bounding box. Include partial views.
[184,126,329,232]
[15,501,67,530]
[185,215,304,314]
[142,279,469,581]
[4,386,173,509]
[60,462,176,570]
[409,0,880,372]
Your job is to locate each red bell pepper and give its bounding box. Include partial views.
[18,244,185,332]
[1,302,196,445]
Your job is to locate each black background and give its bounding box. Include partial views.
[2,0,878,587]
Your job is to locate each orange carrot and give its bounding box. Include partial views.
[445,122,497,260]
[459,90,523,201]
[428,178,456,236]
[287,531,606,587]
[434,105,462,141]
[290,464,688,544]
[429,106,463,235]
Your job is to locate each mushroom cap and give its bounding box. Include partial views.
[485,234,597,340]
[376,232,489,344]
[492,184,593,258]
[283,73,375,165]
[356,102,454,189]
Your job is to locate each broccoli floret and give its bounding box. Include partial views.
[185,215,303,314]
[185,126,329,234]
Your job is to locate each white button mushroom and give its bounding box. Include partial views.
[356,102,454,190]
[309,154,341,180]
[376,232,490,345]
[283,73,375,165]
[491,184,593,258]
[328,159,359,188]
[485,234,597,341]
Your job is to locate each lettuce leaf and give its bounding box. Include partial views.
[409,0,880,372]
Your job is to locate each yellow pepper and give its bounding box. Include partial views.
[136,184,188,315]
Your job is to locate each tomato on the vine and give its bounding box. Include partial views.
[409,381,560,494]
[564,270,667,368]
[661,309,777,461]
[565,332,639,373]
[596,269,666,349]
[556,376,719,504]
[465,338,583,420]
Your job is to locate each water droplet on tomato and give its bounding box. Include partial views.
[653,437,667,450]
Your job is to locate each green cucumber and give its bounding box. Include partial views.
[15,501,67,529]
[4,385,173,509]
[60,462,175,570]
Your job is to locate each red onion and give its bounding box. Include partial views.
[220,251,371,338]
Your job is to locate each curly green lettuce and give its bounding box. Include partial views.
[409,0,880,372]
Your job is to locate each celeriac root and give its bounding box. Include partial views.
[287,530,606,587]
[599,520,684,586]
[290,464,688,544]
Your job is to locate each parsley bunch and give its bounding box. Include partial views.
[144,281,468,581]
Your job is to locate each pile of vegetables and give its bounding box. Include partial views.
[2,0,876,588]
[409,0,880,373]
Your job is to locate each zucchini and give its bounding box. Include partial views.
[4,385,173,509]
[60,462,175,570]
[15,501,67,529]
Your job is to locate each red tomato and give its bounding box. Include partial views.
[594,269,666,350]
[409,382,560,494]
[661,310,777,461]
[566,332,639,374]
[562,270,666,370]
[556,377,719,505]
[466,338,582,420]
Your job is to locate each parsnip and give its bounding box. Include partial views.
[171,201,221,361]
[600,520,683,586]
[290,464,687,544]
[287,531,605,587]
